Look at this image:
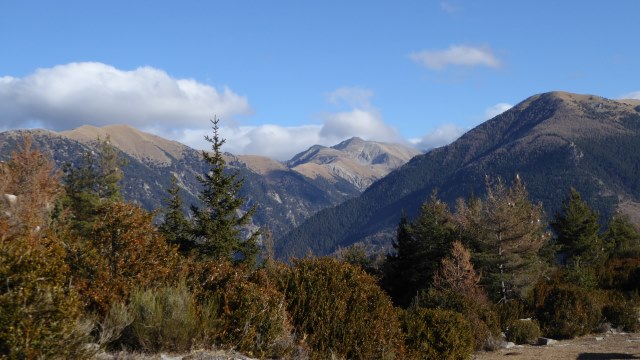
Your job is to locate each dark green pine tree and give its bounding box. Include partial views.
[604,214,640,259]
[159,175,194,254]
[191,118,259,264]
[382,194,457,307]
[550,188,602,266]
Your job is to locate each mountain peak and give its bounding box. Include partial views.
[331,137,366,150]
[61,124,187,165]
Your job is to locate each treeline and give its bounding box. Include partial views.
[2,121,640,359]
[338,175,640,358]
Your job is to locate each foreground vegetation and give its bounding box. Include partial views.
[1,122,639,359]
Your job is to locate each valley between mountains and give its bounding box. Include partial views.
[2,91,640,259]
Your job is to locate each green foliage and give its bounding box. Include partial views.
[551,188,603,267]
[495,298,532,332]
[415,289,500,351]
[459,176,547,302]
[282,257,402,360]
[125,284,200,352]
[602,302,640,332]
[159,175,194,254]
[96,301,133,348]
[215,271,294,358]
[191,118,259,263]
[604,214,640,259]
[505,319,541,345]
[562,256,600,289]
[401,307,474,360]
[383,195,458,307]
[536,285,601,339]
[335,242,382,276]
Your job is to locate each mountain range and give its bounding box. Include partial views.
[277,92,640,258]
[0,124,419,238]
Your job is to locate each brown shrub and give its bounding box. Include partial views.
[282,257,403,360]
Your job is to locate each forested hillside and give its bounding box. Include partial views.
[278,92,640,258]
[0,126,417,238]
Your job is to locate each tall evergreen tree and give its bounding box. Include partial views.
[550,188,602,266]
[159,175,194,254]
[604,214,640,259]
[383,194,457,307]
[459,176,547,302]
[191,118,259,263]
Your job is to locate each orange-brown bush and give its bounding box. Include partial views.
[0,138,93,358]
[71,201,180,313]
[178,260,294,358]
[433,240,489,304]
[281,257,402,360]
[599,257,640,292]
[536,285,601,339]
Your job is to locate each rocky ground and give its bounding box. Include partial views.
[96,333,640,360]
[474,332,640,360]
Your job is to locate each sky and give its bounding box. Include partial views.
[1,1,639,160]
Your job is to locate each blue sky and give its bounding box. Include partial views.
[1,1,639,160]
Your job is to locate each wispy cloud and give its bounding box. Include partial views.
[619,91,640,100]
[217,87,403,160]
[409,101,513,151]
[409,124,466,151]
[484,102,513,119]
[409,45,502,70]
[440,1,459,14]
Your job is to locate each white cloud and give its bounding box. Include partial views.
[0,62,251,131]
[211,87,402,160]
[410,124,466,151]
[484,102,513,119]
[619,91,640,100]
[320,109,401,144]
[409,45,501,70]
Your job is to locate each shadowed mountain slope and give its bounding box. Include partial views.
[277,92,640,258]
[0,125,417,238]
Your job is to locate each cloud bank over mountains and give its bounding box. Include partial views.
[0,62,506,160]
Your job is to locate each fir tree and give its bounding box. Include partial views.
[383,194,457,307]
[191,118,259,264]
[550,188,602,266]
[159,175,194,254]
[604,214,640,259]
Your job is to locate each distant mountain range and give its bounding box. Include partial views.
[0,124,420,238]
[278,92,640,258]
